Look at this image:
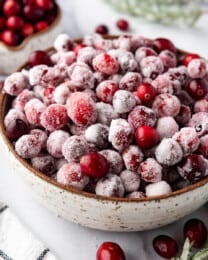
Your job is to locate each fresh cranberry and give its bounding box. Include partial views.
[3,0,21,17]
[181,53,201,66]
[23,0,35,4]
[116,19,129,31]
[35,21,49,32]
[185,79,208,100]
[28,50,52,67]
[73,44,87,56]
[80,152,109,178]
[135,125,160,149]
[184,219,207,248]
[153,38,176,53]
[6,16,24,31]
[21,23,34,37]
[136,83,156,105]
[35,0,54,10]
[23,5,44,21]
[95,24,109,35]
[1,30,20,46]
[96,242,126,260]
[153,235,178,258]
[0,17,5,30]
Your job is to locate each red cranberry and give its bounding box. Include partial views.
[0,17,5,30]
[136,83,156,105]
[135,125,160,149]
[35,0,54,10]
[80,152,109,178]
[95,24,109,35]
[96,242,126,260]
[153,38,176,53]
[21,23,34,37]
[6,16,24,31]
[73,44,87,56]
[184,219,207,248]
[35,21,48,32]
[116,19,129,31]
[185,79,208,100]
[28,50,52,67]
[23,5,44,21]
[1,30,20,46]
[3,0,21,17]
[153,235,178,258]
[181,53,201,66]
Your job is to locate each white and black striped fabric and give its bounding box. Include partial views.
[0,202,58,260]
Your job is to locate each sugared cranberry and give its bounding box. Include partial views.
[96,242,125,260]
[122,145,144,172]
[185,79,208,100]
[1,30,20,46]
[175,104,191,126]
[146,181,172,196]
[93,53,119,75]
[184,219,207,248]
[80,152,109,178]
[35,0,54,10]
[136,83,156,105]
[135,125,160,150]
[31,154,56,176]
[139,158,162,183]
[96,80,119,103]
[153,38,176,53]
[181,53,201,66]
[120,169,140,192]
[3,0,21,17]
[135,47,157,63]
[73,44,87,56]
[116,19,129,31]
[153,235,178,258]
[95,24,109,35]
[187,58,207,79]
[21,23,34,37]
[6,16,24,30]
[28,50,52,67]
[35,21,49,32]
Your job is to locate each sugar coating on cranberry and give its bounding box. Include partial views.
[53,82,70,105]
[119,72,142,92]
[140,56,164,79]
[54,33,74,52]
[173,127,200,155]
[69,124,87,136]
[29,65,49,86]
[4,72,29,96]
[40,104,68,131]
[96,102,119,126]
[47,130,70,158]
[67,92,97,126]
[12,89,35,111]
[95,174,125,197]
[159,50,177,69]
[145,180,172,197]
[194,98,208,113]
[187,58,207,79]
[30,129,48,149]
[15,134,42,159]
[120,170,140,192]
[4,108,29,140]
[57,162,89,190]
[85,123,109,149]
[99,149,123,175]
[135,46,157,63]
[199,135,208,158]
[126,191,145,198]
[156,116,179,138]
[128,105,157,130]
[122,145,144,171]
[155,138,183,166]
[93,53,119,75]
[77,46,97,65]
[31,154,56,176]
[112,90,137,113]
[139,158,162,183]
[152,93,181,117]
[24,98,46,126]
[188,112,208,136]
[56,158,68,170]
[114,35,131,50]
[62,135,89,162]
[96,80,118,103]
[175,105,191,126]
[168,66,189,85]
[108,119,133,151]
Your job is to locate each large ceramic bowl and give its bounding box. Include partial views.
[0,39,208,232]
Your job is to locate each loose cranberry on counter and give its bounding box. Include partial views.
[153,37,176,53]
[95,24,109,35]
[96,242,126,260]
[181,53,201,66]
[184,219,207,248]
[28,50,52,67]
[116,19,129,31]
[153,235,178,258]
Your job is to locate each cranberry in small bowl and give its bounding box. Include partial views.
[0,34,208,232]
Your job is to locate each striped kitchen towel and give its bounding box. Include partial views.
[0,202,58,260]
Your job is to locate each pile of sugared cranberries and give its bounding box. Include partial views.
[0,0,58,46]
[3,33,208,198]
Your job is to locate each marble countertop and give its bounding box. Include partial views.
[0,0,208,259]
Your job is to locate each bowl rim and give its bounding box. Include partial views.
[1,35,208,203]
[0,4,61,52]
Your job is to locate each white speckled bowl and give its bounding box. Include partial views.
[0,6,62,75]
[0,40,208,231]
